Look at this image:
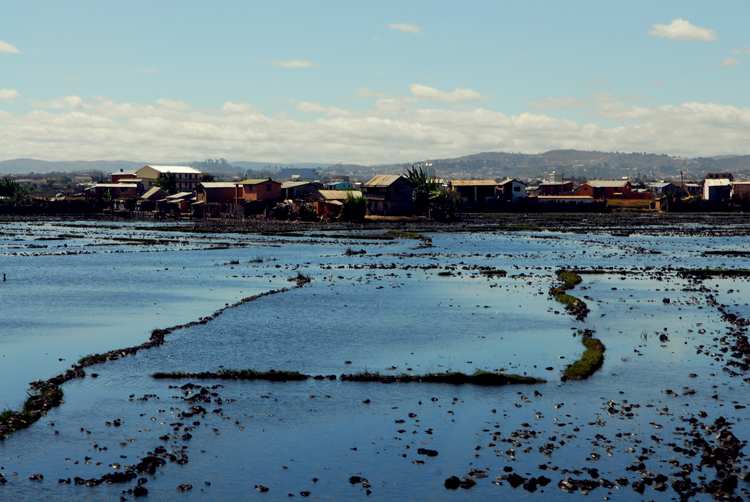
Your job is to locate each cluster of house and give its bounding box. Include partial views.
[86,166,416,217]
[85,165,749,217]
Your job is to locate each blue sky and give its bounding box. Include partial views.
[1,1,749,163]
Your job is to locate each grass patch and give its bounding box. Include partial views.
[678,268,750,278]
[341,371,544,385]
[554,292,582,307]
[1,384,64,438]
[556,269,582,289]
[480,269,507,277]
[288,271,312,285]
[77,353,107,365]
[551,269,589,320]
[345,247,367,256]
[564,336,605,380]
[152,369,308,381]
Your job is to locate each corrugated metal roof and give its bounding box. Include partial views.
[240,178,279,185]
[364,175,404,187]
[281,181,314,188]
[705,179,732,186]
[142,187,167,199]
[141,165,201,174]
[498,178,526,186]
[587,180,630,188]
[88,183,137,188]
[451,179,497,187]
[200,182,239,189]
[318,190,362,200]
[167,192,194,199]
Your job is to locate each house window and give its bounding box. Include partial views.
[514,186,520,192]
[267,185,272,192]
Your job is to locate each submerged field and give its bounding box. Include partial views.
[1,220,750,501]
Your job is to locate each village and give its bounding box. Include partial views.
[2,163,746,220]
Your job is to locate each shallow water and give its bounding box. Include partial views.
[2,221,750,501]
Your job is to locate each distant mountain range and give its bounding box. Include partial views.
[2,150,749,179]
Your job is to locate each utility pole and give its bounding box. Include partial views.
[680,170,685,200]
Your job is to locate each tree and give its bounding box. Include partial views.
[201,173,216,182]
[341,192,367,222]
[404,166,461,221]
[0,178,30,204]
[154,172,177,194]
[405,166,440,216]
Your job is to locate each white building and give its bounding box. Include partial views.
[703,179,732,201]
[136,165,203,191]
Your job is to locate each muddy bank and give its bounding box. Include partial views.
[0,287,293,441]
[4,212,750,237]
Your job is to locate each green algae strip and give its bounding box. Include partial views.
[564,337,606,380]
[340,371,544,385]
[152,369,545,386]
[556,269,582,289]
[678,268,750,278]
[550,269,589,319]
[0,384,64,439]
[480,269,507,276]
[153,369,309,381]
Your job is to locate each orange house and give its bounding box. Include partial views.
[239,179,282,203]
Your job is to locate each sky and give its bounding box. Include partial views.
[1,1,749,164]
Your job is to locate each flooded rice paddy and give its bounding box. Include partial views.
[1,220,750,501]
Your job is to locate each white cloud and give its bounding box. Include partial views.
[528,95,587,110]
[272,60,319,68]
[137,67,158,73]
[3,92,750,164]
[648,18,717,42]
[712,57,741,67]
[352,87,390,99]
[621,94,652,103]
[408,84,493,102]
[297,101,327,114]
[30,95,85,109]
[388,23,421,35]
[220,101,259,115]
[0,89,21,103]
[155,98,190,110]
[0,40,20,54]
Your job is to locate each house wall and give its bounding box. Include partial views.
[732,183,750,199]
[365,178,413,216]
[501,181,525,201]
[540,182,573,195]
[704,184,731,200]
[455,185,497,204]
[136,167,202,190]
[197,187,241,204]
[243,182,282,202]
[111,173,136,183]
